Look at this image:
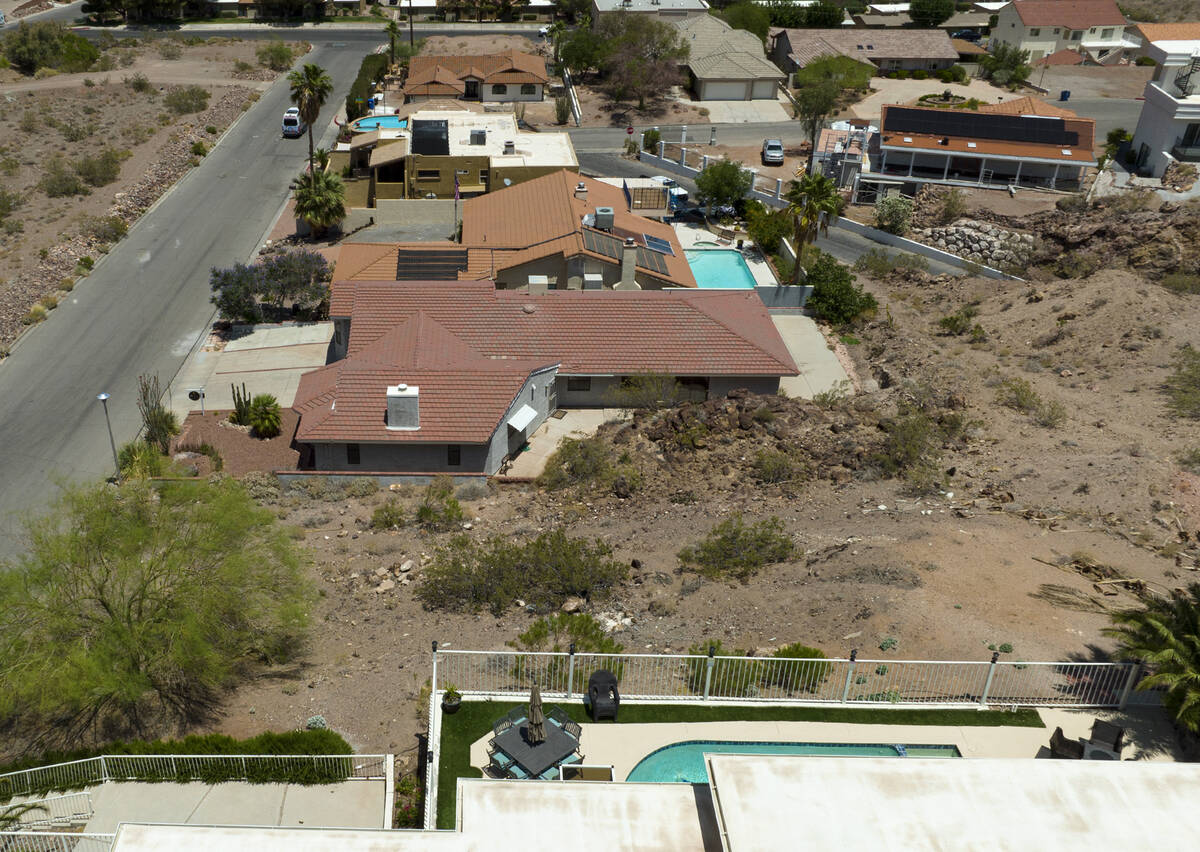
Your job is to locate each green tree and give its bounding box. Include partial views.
[1105,584,1200,733]
[596,13,690,109]
[718,2,770,42]
[909,0,954,27]
[796,79,838,173]
[553,0,590,22]
[293,169,347,238]
[806,250,876,325]
[288,63,334,177]
[695,158,752,212]
[875,194,913,235]
[783,172,842,284]
[0,802,46,830]
[979,43,1032,87]
[3,21,98,75]
[793,54,873,94]
[249,394,283,438]
[0,479,310,743]
[560,27,608,75]
[137,372,179,455]
[385,19,401,66]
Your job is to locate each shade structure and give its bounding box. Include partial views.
[527,684,546,744]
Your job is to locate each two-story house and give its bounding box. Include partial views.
[1130,26,1200,177]
[990,0,1133,64]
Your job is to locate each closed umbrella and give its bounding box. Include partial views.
[527,684,546,744]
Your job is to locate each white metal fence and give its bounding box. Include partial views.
[432,647,1147,709]
[8,792,94,828]
[0,833,113,852]
[0,754,389,802]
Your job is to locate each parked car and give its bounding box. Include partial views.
[649,175,689,206]
[951,29,982,42]
[539,25,551,37]
[282,107,306,139]
[761,139,785,166]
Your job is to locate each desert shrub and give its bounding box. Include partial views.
[678,514,794,582]
[938,306,979,335]
[1166,344,1200,419]
[177,441,224,473]
[555,96,570,125]
[157,40,182,60]
[605,371,685,410]
[38,294,57,310]
[853,248,928,277]
[872,406,940,479]
[83,215,128,243]
[371,499,406,530]
[1161,272,1200,295]
[76,256,94,272]
[137,373,178,455]
[539,436,611,490]
[995,376,1040,414]
[455,480,489,501]
[118,439,169,479]
[744,199,791,254]
[752,449,799,484]
[343,478,377,498]
[685,639,761,697]
[806,252,877,326]
[509,613,625,692]
[415,475,464,530]
[53,119,91,142]
[874,195,913,235]
[763,643,832,692]
[241,471,282,502]
[74,148,129,188]
[3,21,98,75]
[256,40,294,71]
[642,128,661,152]
[1054,250,1102,279]
[345,53,388,121]
[191,140,208,157]
[911,69,928,80]
[0,188,22,221]
[1178,448,1200,474]
[416,530,628,615]
[39,155,87,197]
[1034,399,1067,428]
[22,304,48,325]
[938,188,967,224]
[248,394,282,438]
[124,72,153,93]
[164,85,210,115]
[1135,55,1156,66]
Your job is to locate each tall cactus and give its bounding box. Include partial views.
[231,382,252,426]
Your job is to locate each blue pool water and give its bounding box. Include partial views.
[352,115,409,131]
[625,740,960,783]
[684,249,757,289]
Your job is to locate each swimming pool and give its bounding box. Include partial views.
[684,249,757,289]
[625,740,960,783]
[351,115,408,131]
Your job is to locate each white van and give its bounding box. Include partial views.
[282,107,306,139]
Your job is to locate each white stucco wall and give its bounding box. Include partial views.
[481,83,544,102]
[1132,81,1200,177]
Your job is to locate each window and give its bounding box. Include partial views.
[567,377,591,392]
[1101,28,1114,39]
[520,83,536,95]
[346,443,360,465]
[416,169,440,181]
[447,445,461,466]
[492,84,507,95]
[1053,28,1060,34]
[1029,28,1040,36]
[479,169,489,184]
[1069,30,1082,40]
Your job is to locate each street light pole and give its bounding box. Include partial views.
[408,0,414,50]
[97,392,119,480]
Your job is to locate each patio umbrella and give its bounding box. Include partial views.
[527,684,546,745]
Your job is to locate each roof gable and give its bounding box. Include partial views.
[1010,0,1126,29]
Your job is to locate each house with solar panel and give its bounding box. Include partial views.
[849,100,1097,201]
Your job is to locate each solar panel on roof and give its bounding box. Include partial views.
[395,249,468,281]
[636,248,667,274]
[642,235,675,256]
[883,107,1079,147]
[582,228,621,260]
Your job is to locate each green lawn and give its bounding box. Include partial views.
[434,700,1043,829]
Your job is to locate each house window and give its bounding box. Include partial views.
[346,443,361,465]
[1101,27,1114,39]
[447,445,461,466]
[416,169,440,181]
[492,84,507,95]
[479,169,489,184]
[567,377,591,392]
[1069,30,1082,40]
[1053,28,1060,34]
[1029,28,1040,36]
[520,83,536,95]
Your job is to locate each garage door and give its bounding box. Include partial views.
[751,79,778,99]
[702,81,749,100]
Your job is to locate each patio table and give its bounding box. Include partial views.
[492,722,579,778]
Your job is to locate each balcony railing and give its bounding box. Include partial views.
[1171,139,1200,162]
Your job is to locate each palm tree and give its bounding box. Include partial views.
[782,172,842,285]
[1105,583,1200,733]
[288,63,334,178]
[0,802,47,830]
[293,170,347,239]
[385,18,401,67]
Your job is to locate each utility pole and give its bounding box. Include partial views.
[408,0,414,50]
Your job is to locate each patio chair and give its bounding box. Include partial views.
[1088,719,1125,755]
[537,766,561,780]
[488,742,515,773]
[1049,726,1085,760]
[586,670,620,722]
[563,720,582,741]
[506,706,528,727]
[493,717,513,737]
[507,763,531,780]
[547,706,571,727]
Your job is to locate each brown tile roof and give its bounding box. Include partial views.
[1010,0,1125,29]
[879,104,1097,162]
[329,280,797,378]
[294,313,553,444]
[460,170,696,287]
[1135,22,1200,43]
[369,140,409,168]
[951,38,989,55]
[978,96,1079,117]
[402,51,550,96]
[1035,48,1085,66]
[770,27,958,66]
[335,243,460,281]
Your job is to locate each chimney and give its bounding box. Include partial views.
[386,383,419,430]
[574,181,588,201]
[615,237,641,290]
[503,140,515,155]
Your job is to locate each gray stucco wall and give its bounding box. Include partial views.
[710,376,782,397]
[484,366,559,472]
[556,374,782,406]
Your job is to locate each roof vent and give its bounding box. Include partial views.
[469,129,486,145]
[624,236,637,247]
[386,383,419,431]
[503,140,515,154]
[575,181,588,200]
[522,303,537,314]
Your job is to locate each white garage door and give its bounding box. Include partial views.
[751,79,778,99]
[702,81,749,100]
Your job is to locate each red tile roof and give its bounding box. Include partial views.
[1010,0,1125,29]
[879,104,1097,162]
[403,51,550,97]
[1034,48,1085,66]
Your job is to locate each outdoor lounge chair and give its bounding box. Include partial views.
[1049,726,1085,760]
[493,717,513,737]
[586,670,620,721]
[1089,720,1125,755]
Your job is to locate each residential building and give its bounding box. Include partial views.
[852,100,1097,197]
[673,15,785,100]
[401,51,550,103]
[291,281,796,473]
[989,0,1135,64]
[768,28,958,76]
[334,110,577,206]
[334,172,690,289]
[1130,30,1200,176]
[590,0,709,27]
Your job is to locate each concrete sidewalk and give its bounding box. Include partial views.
[770,314,849,399]
[81,780,387,832]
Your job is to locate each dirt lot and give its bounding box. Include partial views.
[201,196,1200,761]
[0,37,306,348]
[1036,65,1155,100]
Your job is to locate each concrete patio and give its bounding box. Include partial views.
[771,314,851,399]
[504,409,629,479]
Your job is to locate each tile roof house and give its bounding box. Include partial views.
[990,0,1135,64]
[856,102,1097,196]
[768,27,958,75]
[673,15,785,100]
[402,51,550,103]
[292,280,796,473]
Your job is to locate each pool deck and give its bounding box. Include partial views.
[469,706,1181,782]
[674,222,778,288]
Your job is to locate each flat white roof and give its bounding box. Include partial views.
[705,754,1200,851]
[407,110,577,168]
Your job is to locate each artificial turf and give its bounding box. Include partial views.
[434,700,1043,828]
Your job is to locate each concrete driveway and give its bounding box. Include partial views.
[689,97,792,124]
[771,314,850,399]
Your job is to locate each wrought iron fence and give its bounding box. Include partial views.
[432,647,1144,709]
[0,832,113,852]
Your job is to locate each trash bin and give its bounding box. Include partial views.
[367,97,375,110]
[1059,90,1070,102]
